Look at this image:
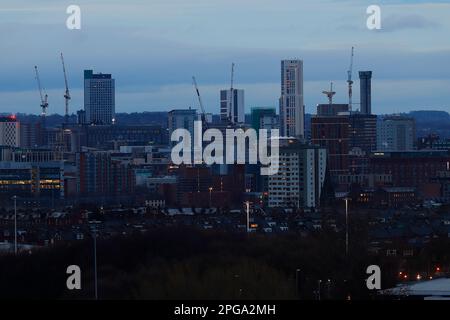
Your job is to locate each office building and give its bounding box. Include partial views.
[76,151,135,196]
[19,122,42,148]
[377,115,416,151]
[280,60,304,138]
[311,114,350,180]
[370,150,450,189]
[0,116,20,147]
[84,69,115,125]
[349,114,377,154]
[359,71,372,114]
[250,107,278,134]
[220,89,245,124]
[268,139,327,209]
[0,161,64,199]
[168,108,196,138]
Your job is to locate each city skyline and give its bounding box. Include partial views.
[1,0,449,115]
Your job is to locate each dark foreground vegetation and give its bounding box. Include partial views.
[1,227,449,300]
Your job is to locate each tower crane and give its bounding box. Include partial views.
[60,53,71,124]
[347,47,354,112]
[192,76,208,129]
[322,82,336,105]
[34,66,49,118]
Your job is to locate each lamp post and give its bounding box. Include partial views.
[89,222,100,300]
[296,268,301,299]
[344,197,350,256]
[245,201,250,233]
[317,279,322,301]
[12,195,17,255]
[208,187,213,208]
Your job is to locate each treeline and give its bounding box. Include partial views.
[0,226,404,300]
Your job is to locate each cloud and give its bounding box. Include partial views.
[381,14,441,32]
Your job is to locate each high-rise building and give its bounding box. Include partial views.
[84,69,115,125]
[19,122,42,148]
[76,151,135,196]
[311,114,350,180]
[168,109,197,146]
[348,113,378,176]
[349,114,377,154]
[250,107,278,134]
[0,116,20,147]
[220,89,245,124]
[268,139,326,209]
[77,109,86,124]
[377,115,416,151]
[359,71,372,114]
[280,60,304,138]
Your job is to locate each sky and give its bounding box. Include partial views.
[0,0,449,116]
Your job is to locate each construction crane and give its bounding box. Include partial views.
[322,82,336,105]
[192,76,208,129]
[228,63,235,123]
[34,66,49,118]
[347,46,354,112]
[60,53,71,124]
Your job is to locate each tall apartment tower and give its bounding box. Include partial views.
[220,89,245,124]
[377,115,416,151]
[280,60,304,138]
[251,107,279,134]
[84,70,115,125]
[359,71,372,114]
[268,139,327,209]
[168,109,197,146]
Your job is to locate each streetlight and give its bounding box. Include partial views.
[208,187,213,208]
[93,229,98,300]
[12,195,17,255]
[89,222,100,300]
[245,201,250,233]
[344,197,350,256]
[317,280,322,301]
[295,268,301,299]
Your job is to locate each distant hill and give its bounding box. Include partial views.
[408,110,450,123]
[407,110,450,138]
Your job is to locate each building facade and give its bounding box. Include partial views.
[377,115,416,151]
[220,89,245,124]
[0,116,20,147]
[280,60,304,138]
[268,140,327,209]
[250,107,278,134]
[168,109,197,146]
[359,71,372,115]
[84,69,115,125]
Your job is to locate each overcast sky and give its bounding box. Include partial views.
[1,0,449,115]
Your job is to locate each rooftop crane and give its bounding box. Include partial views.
[34,66,49,118]
[192,76,208,129]
[322,82,336,105]
[347,46,354,112]
[60,53,71,124]
[228,62,235,124]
